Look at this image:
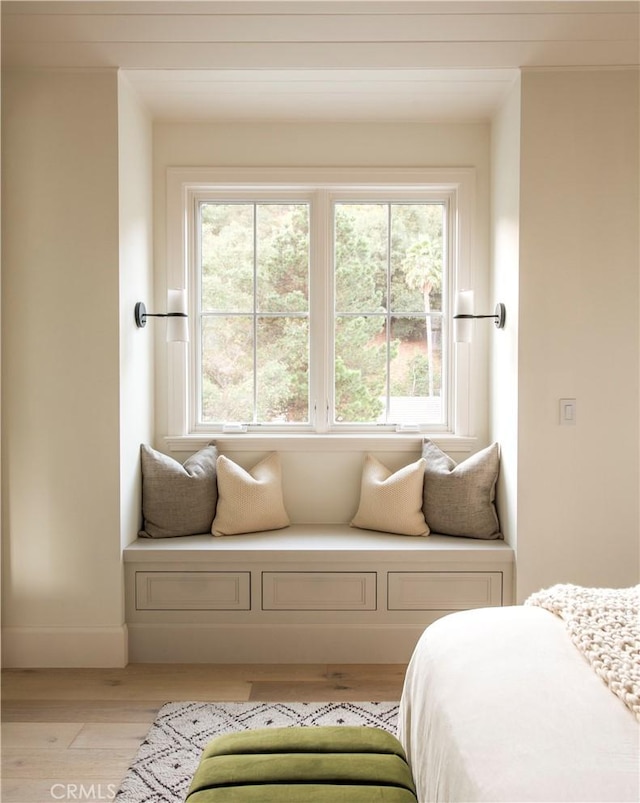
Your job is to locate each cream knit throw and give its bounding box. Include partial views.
[526,583,640,721]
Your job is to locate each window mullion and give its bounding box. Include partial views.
[252,203,258,425]
[310,190,330,432]
[386,204,392,426]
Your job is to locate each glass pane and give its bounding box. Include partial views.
[388,316,443,425]
[334,204,387,313]
[257,204,309,313]
[390,204,444,314]
[256,317,309,423]
[201,203,254,312]
[201,316,254,423]
[334,315,386,423]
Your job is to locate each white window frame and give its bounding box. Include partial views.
[165,167,475,448]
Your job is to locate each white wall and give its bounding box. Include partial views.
[490,77,521,565]
[4,65,637,666]
[1,69,154,667]
[515,68,639,600]
[118,74,154,552]
[1,70,128,665]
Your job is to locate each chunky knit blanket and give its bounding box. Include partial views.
[526,583,640,721]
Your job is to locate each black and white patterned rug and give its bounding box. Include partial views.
[114,701,400,803]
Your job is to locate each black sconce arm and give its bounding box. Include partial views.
[453,302,506,329]
[135,302,187,328]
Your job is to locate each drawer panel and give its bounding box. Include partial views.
[388,572,502,610]
[135,571,250,611]
[262,572,377,611]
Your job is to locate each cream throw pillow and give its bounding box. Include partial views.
[351,455,429,536]
[212,452,290,536]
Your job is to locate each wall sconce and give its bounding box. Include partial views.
[453,290,506,343]
[135,289,189,342]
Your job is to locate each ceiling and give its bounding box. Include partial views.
[2,1,638,122]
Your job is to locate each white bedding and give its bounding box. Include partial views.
[397,605,640,802]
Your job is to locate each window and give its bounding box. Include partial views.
[166,168,474,438]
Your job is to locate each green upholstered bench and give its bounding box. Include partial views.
[186,725,418,802]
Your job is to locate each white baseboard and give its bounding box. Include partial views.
[127,623,425,663]
[1,625,129,668]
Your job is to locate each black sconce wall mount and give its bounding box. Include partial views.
[135,289,189,342]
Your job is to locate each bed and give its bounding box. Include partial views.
[397,585,640,802]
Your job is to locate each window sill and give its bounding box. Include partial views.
[164,433,476,454]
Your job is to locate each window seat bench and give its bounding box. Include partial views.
[124,524,514,663]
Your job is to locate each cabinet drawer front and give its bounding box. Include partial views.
[136,571,250,610]
[262,572,377,611]
[388,572,502,610]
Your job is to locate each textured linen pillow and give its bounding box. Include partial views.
[351,455,430,536]
[212,452,290,536]
[140,443,218,538]
[421,440,501,539]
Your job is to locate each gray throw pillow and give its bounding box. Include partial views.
[422,440,501,539]
[140,443,218,538]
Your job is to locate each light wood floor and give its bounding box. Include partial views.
[2,663,407,803]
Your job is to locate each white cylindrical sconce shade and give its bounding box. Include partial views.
[166,288,189,342]
[454,290,474,343]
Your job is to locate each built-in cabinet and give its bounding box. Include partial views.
[124,525,514,663]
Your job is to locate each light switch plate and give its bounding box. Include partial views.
[559,398,576,425]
